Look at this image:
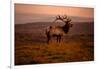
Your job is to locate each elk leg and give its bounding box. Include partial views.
[56,36,59,43]
[47,36,51,44]
[58,35,61,43]
[59,35,61,43]
[46,32,51,44]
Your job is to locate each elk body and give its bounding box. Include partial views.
[45,15,73,44]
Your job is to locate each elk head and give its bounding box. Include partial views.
[61,15,71,24]
[55,15,73,33]
[55,15,73,27]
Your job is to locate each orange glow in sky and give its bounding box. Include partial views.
[15,4,94,18]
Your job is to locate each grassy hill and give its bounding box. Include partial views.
[15,22,94,65]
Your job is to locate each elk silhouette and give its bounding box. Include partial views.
[45,15,73,44]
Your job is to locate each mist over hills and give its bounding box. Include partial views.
[15,14,94,24]
[15,22,94,35]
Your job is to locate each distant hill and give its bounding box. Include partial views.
[15,22,94,35]
[15,14,94,24]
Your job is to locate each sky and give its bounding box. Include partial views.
[15,4,94,24]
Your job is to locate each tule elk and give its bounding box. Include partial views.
[45,15,73,44]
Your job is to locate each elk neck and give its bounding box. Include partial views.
[62,23,70,33]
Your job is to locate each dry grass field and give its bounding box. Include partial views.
[15,22,94,65]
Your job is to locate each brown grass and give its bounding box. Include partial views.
[15,22,94,65]
[15,35,94,65]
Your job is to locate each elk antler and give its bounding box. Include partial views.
[62,15,67,19]
[67,17,71,22]
[62,15,71,22]
[53,15,63,22]
[54,15,71,23]
[56,15,62,20]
